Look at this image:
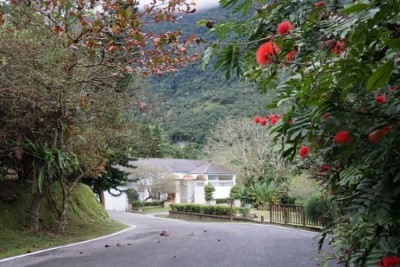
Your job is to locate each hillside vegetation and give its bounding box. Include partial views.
[0,182,126,259]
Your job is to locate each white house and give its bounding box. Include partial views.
[103,158,237,211]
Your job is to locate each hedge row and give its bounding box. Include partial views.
[132,200,164,207]
[170,203,250,217]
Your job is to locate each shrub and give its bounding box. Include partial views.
[144,200,163,207]
[216,198,230,204]
[204,184,215,201]
[132,200,144,207]
[125,188,139,203]
[169,203,234,216]
[304,195,329,223]
[237,207,250,217]
[229,185,244,199]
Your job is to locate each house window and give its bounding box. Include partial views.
[208,175,233,181]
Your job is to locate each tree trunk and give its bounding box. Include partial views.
[98,186,105,207]
[30,192,43,232]
[57,196,68,234]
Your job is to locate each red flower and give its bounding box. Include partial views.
[332,41,346,54]
[285,50,297,62]
[368,126,392,142]
[378,255,400,267]
[320,165,330,172]
[335,130,352,144]
[256,41,281,66]
[54,25,62,34]
[376,95,387,104]
[314,1,326,7]
[321,113,329,120]
[270,117,279,125]
[299,146,309,158]
[388,86,398,91]
[277,21,293,35]
[253,115,262,123]
[260,119,267,126]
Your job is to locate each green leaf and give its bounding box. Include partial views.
[201,45,214,71]
[341,3,370,15]
[384,38,400,49]
[38,167,46,193]
[366,61,395,92]
[196,19,207,27]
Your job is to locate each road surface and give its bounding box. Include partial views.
[0,211,339,267]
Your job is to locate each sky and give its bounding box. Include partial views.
[138,0,220,11]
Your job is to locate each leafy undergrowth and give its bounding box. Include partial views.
[0,181,127,259]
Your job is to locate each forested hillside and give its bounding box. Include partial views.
[139,8,275,145]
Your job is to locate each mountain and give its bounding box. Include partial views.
[138,8,274,146]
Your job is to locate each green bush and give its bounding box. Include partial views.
[237,207,250,217]
[229,185,244,199]
[144,200,164,207]
[204,184,215,201]
[132,200,144,207]
[304,195,329,222]
[216,198,229,204]
[168,203,235,216]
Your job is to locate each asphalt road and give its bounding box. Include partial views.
[0,211,340,267]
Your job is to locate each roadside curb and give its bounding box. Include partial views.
[0,225,136,263]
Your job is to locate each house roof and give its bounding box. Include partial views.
[131,158,236,175]
[189,162,236,175]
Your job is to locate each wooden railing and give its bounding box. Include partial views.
[269,204,325,227]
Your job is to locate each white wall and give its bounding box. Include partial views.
[194,181,206,204]
[104,189,128,212]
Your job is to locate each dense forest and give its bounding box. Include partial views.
[136,8,275,146]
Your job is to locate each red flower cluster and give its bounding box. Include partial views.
[256,41,281,66]
[266,115,281,125]
[335,130,352,144]
[388,86,398,91]
[254,115,282,126]
[314,1,326,7]
[377,255,400,267]
[332,41,346,54]
[368,126,392,142]
[299,146,309,158]
[253,115,267,126]
[376,95,387,104]
[277,21,293,35]
[285,50,297,62]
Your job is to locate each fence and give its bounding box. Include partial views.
[269,204,325,227]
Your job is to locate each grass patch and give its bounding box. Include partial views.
[142,207,169,214]
[0,182,127,259]
[250,208,270,220]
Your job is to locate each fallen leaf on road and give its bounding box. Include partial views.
[127,244,132,246]
[160,230,169,237]
[105,245,110,248]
